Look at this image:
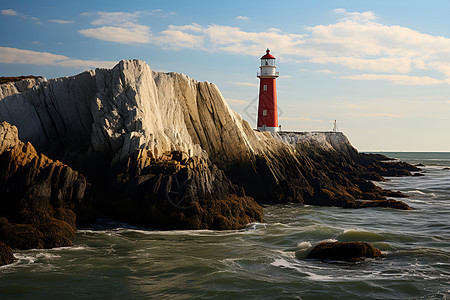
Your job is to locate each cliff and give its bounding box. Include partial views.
[0,60,416,236]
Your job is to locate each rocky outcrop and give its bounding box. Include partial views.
[276,131,415,209]
[0,241,14,266]
[306,241,382,262]
[0,122,84,256]
[0,60,416,233]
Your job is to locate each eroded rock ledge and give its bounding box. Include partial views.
[0,122,85,263]
[0,60,419,261]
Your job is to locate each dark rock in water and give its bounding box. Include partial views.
[356,199,411,210]
[443,167,450,171]
[306,241,382,262]
[416,163,425,167]
[104,149,264,230]
[413,173,425,177]
[0,217,74,249]
[0,241,14,266]
[0,217,44,249]
[363,153,395,161]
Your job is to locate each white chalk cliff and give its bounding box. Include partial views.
[0,61,260,166]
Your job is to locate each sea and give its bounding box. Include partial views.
[1,152,449,299]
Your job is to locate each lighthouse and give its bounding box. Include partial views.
[257,49,279,132]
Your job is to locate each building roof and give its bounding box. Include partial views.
[261,49,275,59]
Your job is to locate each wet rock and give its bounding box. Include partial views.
[0,241,14,266]
[306,241,382,262]
[356,199,411,210]
[0,217,74,249]
[0,122,86,250]
[104,150,264,230]
[0,217,44,249]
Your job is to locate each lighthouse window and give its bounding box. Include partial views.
[263,110,267,116]
[263,85,267,91]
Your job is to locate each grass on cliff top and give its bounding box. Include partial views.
[0,76,39,84]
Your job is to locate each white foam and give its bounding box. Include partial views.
[297,241,312,249]
[323,238,338,243]
[304,271,334,281]
[35,253,61,259]
[409,190,425,195]
[271,258,293,269]
[13,253,36,265]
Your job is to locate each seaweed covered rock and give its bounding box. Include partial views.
[306,241,382,262]
[0,122,84,250]
[0,217,74,249]
[0,241,14,266]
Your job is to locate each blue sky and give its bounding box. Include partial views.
[1,0,449,151]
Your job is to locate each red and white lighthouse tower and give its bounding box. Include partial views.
[257,49,279,132]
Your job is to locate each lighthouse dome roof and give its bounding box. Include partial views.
[261,49,275,59]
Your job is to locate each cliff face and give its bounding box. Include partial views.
[0,60,414,233]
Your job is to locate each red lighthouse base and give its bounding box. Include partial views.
[257,78,279,132]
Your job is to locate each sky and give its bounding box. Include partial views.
[0,0,449,151]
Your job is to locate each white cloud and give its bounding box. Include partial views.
[1,9,18,16]
[301,68,336,74]
[309,57,415,73]
[167,23,203,32]
[86,11,141,27]
[362,113,402,118]
[79,10,179,44]
[48,19,74,24]
[346,104,367,109]
[79,25,152,44]
[79,11,153,44]
[1,8,41,24]
[235,16,249,20]
[0,46,117,69]
[332,8,377,23]
[156,28,204,49]
[226,98,249,105]
[280,117,325,122]
[76,9,450,86]
[231,81,258,87]
[342,74,448,85]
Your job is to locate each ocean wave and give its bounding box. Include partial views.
[13,254,37,265]
[339,229,385,242]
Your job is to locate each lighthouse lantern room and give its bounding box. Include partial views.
[257,49,279,132]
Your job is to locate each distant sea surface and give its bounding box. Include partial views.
[1,152,449,299]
